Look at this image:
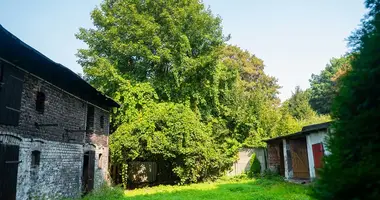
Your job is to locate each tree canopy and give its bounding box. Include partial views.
[77,0,331,184]
[283,86,315,120]
[309,55,353,115]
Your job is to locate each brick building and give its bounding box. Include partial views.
[0,25,119,199]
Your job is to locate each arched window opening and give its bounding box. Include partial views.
[98,153,103,169]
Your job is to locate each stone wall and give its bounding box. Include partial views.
[228,148,266,176]
[0,71,111,199]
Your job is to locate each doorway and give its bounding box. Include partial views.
[0,143,20,200]
[82,151,95,195]
[290,137,310,179]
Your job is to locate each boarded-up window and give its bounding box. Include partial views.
[100,115,104,129]
[35,92,45,114]
[0,62,24,126]
[86,105,94,132]
[31,151,41,168]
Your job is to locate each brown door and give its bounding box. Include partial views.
[290,138,310,179]
[0,144,20,200]
[82,151,95,195]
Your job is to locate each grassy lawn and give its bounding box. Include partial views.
[82,177,314,200]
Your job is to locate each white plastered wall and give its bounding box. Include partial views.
[306,130,329,179]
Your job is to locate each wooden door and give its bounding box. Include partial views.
[290,138,310,179]
[82,151,95,195]
[0,144,20,200]
[312,143,324,177]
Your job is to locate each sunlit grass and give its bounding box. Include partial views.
[82,177,314,200]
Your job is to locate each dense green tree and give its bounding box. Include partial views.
[279,86,330,136]
[217,45,281,147]
[76,0,233,184]
[315,1,380,199]
[76,0,303,184]
[283,86,316,120]
[110,103,233,184]
[309,55,352,115]
[76,0,226,119]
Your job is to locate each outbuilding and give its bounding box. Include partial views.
[264,122,331,180]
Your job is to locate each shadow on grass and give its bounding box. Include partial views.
[82,179,314,200]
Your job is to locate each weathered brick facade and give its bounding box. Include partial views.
[0,71,113,199]
[267,141,284,175]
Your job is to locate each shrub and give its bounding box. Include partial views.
[110,103,234,184]
[247,153,261,177]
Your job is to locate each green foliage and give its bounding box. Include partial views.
[216,45,282,147]
[76,0,310,184]
[247,153,261,178]
[315,1,380,199]
[275,86,331,137]
[309,55,353,115]
[81,178,314,200]
[110,103,233,184]
[76,0,225,117]
[283,86,316,120]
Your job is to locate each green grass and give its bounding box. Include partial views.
[82,177,314,200]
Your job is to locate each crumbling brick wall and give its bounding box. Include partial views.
[0,73,88,143]
[0,72,111,199]
[267,141,282,174]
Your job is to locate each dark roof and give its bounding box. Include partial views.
[301,122,331,133]
[264,121,331,142]
[0,25,119,109]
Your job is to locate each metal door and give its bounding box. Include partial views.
[312,143,324,177]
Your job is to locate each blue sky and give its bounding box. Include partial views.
[0,0,365,100]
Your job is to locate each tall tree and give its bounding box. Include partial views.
[217,45,281,147]
[77,0,233,184]
[309,55,352,115]
[77,0,226,118]
[284,86,315,120]
[315,0,380,199]
[76,0,285,184]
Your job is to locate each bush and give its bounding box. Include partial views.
[110,103,234,184]
[247,153,261,178]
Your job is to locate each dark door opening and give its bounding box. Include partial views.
[279,141,285,176]
[82,151,95,195]
[0,144,20,200]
